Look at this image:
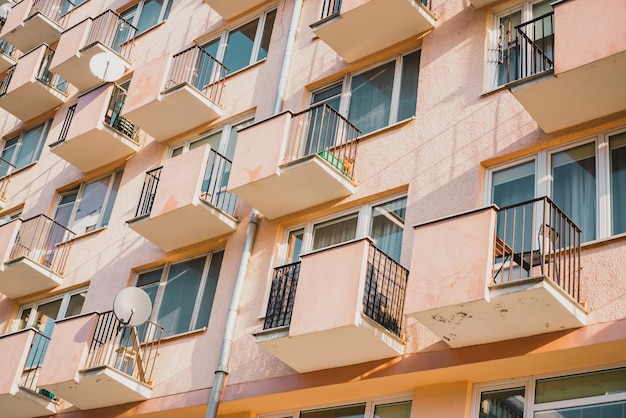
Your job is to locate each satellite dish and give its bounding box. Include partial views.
[89,52,125,82]
[113,287,152,327]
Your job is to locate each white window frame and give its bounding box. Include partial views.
[14,288,87,332]
[0,119,52,176]
[134,251,224,338]
[472,364,626,418]
[120,0,173,35]
[55,169,123,235]
[201,8,277,75]
[486,126,626,242]
[312,49,421,136]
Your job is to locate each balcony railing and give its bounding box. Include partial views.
[36,45,68,94]
[494,196,581,302]
[10,214,75,275]
[320,0,431,20]
[165,45,227,105]
[0,65,15,96]
[0,40,17,60]
[263,242,407,336]
[134,167,161,218]
[104,84,138,140]
[84,10,136,60]
[29,0,74,26]
[57,103,76,143]
[20,330,56,400]
[285,103,360,180]
[500,12,554,84]
[83,311,162,385]
[0,157,15,200]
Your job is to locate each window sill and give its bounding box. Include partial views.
[0,161,38,182]
[60,226,108,245]
[128,20,168,43]
[160,327,207,343]
[357,116,415,142]
[581,231,626,251]
[224,57,267,79]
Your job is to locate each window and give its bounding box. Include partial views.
[488,127,626,243]
[0,120,51,176]
[489,0,553,89]
[201,9,277,74]
[313,50,421,135]
[474,367,626,418]
[135,251,224,338]
[53,170,123,235]
[61,0,88,15]
[261,397,412,418]
[281,195,407,264]
[120,0,173,35]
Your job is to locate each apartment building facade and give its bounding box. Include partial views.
[0,0,624,417]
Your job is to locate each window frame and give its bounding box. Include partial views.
[13,288,88,333]
[312,49,421,136]
[200,8,277,76]
[0,119,52,177]
[134,250,224,338]
[486,126,626,243]
[119,0,173,35]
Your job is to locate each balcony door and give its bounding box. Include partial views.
[306,84,342,156]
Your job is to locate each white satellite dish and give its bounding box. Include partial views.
[113,287,152,327]
[89,52,125,82]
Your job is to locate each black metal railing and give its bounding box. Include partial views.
[29,0,74,26]
[134,167,161,218]
[200,149,237,216]
[84,10,136,60]
[320,0,431,20]
[0,65,15,96]
[20,330,53,397]
[83,311,162,385]
[263,262,301,330]
[0,39,17,60]
[57,103,76,143]
[501,12,554,84]
[9,214,75,275]
[0,157,15,200]
[285,103,360,180]
[363,242,408,337]
[104,84,139,142]
[165,45,228,106]
[36,45,68,94]
[493,196,582,302]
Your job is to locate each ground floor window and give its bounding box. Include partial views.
[261,396,412,418]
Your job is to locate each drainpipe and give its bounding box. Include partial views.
[205,0,302,416]
[205,210,259,418]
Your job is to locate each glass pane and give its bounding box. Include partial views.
[300,403,366,418]
[313,83,343,106]
[66,292,86,318]
[479,387,525,418]
[171,146,183,157]
[54,190,78,227]
[136,0,165,34]
[158,257,206,336]
[34,299,63,336]
[17,308,31,330]
[257,10,277,61]
[195,251,223,329]
[137,268,163,311]
[610,133,626,235]
[398,50,421,121]
[535,367,626,404]
[73,176,111,233]
[191,131,221,152]
[312,213,358,251]
[287,229,304,263]
[223,19,259,73]
[374,401,412,418]
[349,60,395,134]
[0,136,18,175]
[15,123,47,169]
[551,143,596,242]
[370,197,406,262]
[101,171,123,228]
[535,400,626,418]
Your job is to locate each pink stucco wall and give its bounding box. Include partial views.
[0,0,31,39]
[64,83,110,139]
[6,45,42,92]
[50,19,90,70]
[0,329,33,394]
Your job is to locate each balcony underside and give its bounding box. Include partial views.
[128,200,238,252]
[2,14,63,53]
[50,126,139,173]
[41,366,151,410]
[0,81,66,121]
[311,0,435,63]
[203,0,269,20]
[409,276,587,348]
[228,155,355,220]
[510,51,626,133]
[256,316,404,373]
[50,43,130,92]
[468,0,499,8]
[122,83,222,142]
[0,257,63,299]
[0,54,16,74]
[0,388,58,418]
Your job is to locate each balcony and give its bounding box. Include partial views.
[0,44,68,121]
[122,46,226,142]
[0,0,73,53]
[508,0,626,132]
[0,214,74,299]
[127,144,238,252]
[0,40,18,74]
[38,311,162,410]
[227,105,359,220]
[255,239,407,372]
[468,0,498,8]
[203,0,269,20]
[50,10,136,91]
[405,197,587,348]
[0,329,58,418]
[310,0,436,63]
[50,83,139,173]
